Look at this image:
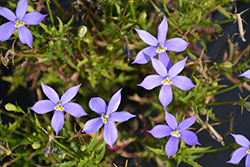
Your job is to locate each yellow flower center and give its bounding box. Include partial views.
[162,77,172,85]
[101,114,110,124]
[156,43,167,53]
[15,19,25,28]
[247,149,250,154]
[171,130,180,137]
[54,103,64,111]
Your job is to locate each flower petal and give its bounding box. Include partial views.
[30,100,55,114]
[231,134,250,148]
[63,102,87,117]
[165,38,189,52]
[89,97,107,115]
[239,69,250,79]
[159,85,173,109]
[165,136,179,158]
[41,81,59,104]
[138,74,163,90]
[148,125,172,138]
[158,51,172,71]
[168,57,187,79]
[21,11,46,25]
[246,154,250,167]
[0,21,16,41]
[180,130,200,146]
[60,84,81,105]
[178,116,197,131]
[16,0,28,20]
[82,117,103,133]
[109,111,135,123]
[107,89,122,115]
[18,25,33,48]
[157,15,168,44]
[132,46,157,64]
[51,110,64,135]
[103,120,118,148]
[0,7,16,21]
[171,76,196,91]
[165,111,177,130]
[134,28,158,46]
[151,57,168,77]
[227,147,248,164]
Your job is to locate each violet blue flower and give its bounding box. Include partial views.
[133,15,189,68]
[30,81,87,135]
[148,111,200,158]
[0,0,46,48]
[239,69,250,79]
[138,56,196,109]
[82,89,136,148]
[227,133,250,167]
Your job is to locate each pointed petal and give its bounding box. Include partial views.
[148,125,172,138]
[165,136,179,158]
[138,74,163,90]
[231,134,250,148]
[41,81,59,104]
[107,89,122,115]
[178,116,197,131]
[103,120,118,148]
[18,26,33,48]
[134,28,158,46]
[246,154,250,167]
[168,57,187,78]
[51,110,64,135]
[0,22,15,41]
[60,84,81,105]
[82,117,103,133]
[0,7,16,21]
[239,69,250,79]
[89,97,107,115]
[165,111,177,130]
[158,52,172,70]
[159,85,173,109]
[180,130,200,146]
[30,100,55,114]
[63,102,87,117]
[151,57,168,77]
[171,76,196,91]
[165,38,189,52]
[109,111,135,123]
[157,15,168,44]
[227,147,248,164]
[16,0,28,20]
[21,11,46,25]
[132,46,157,64]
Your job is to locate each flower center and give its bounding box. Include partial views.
[247,149,250,154]
[156,43,167,53]
[54,102,64,111]
[162,77,172,85]
[101,114,110,124]
[171,130,180,137]
[15,19,25,28]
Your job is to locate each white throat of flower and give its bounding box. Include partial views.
[162,77,172,85]
[15,19,25,28]
[54,102,64,111]
[156,43,167,53]
[101,114,110,124]
[171,129,180,138]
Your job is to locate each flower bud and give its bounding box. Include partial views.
[221,62,233,69]
[32,142,41,149]
[5,103,17,112]
[138,12,147,24]
[78,25,87,38]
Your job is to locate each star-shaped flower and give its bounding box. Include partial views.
[239,69,250,79]
[148,111,200,158]
[30,81,87,135]
[227,133,250,167]
[138,57,196,109]
[0,0,46,48]
[133,15,189,68]
[82,89,136,148]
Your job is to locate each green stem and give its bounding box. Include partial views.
[129,0,136,20]
[201,145,231,153]
[45,0,55,27]
[183,18,234,26]
[53,139,76,160]
[204,101,237,106]
[162,0,177,26]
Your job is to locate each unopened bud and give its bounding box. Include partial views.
[32,142,41,149]
[221,62,233,69]
[138,12,147,24]
[5,103,17,112]
[78,25,87,38]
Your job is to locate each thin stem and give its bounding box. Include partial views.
[201,145,232,153]
[204,101,238,106]
[45,0,55,27]
[53,139,76,160]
